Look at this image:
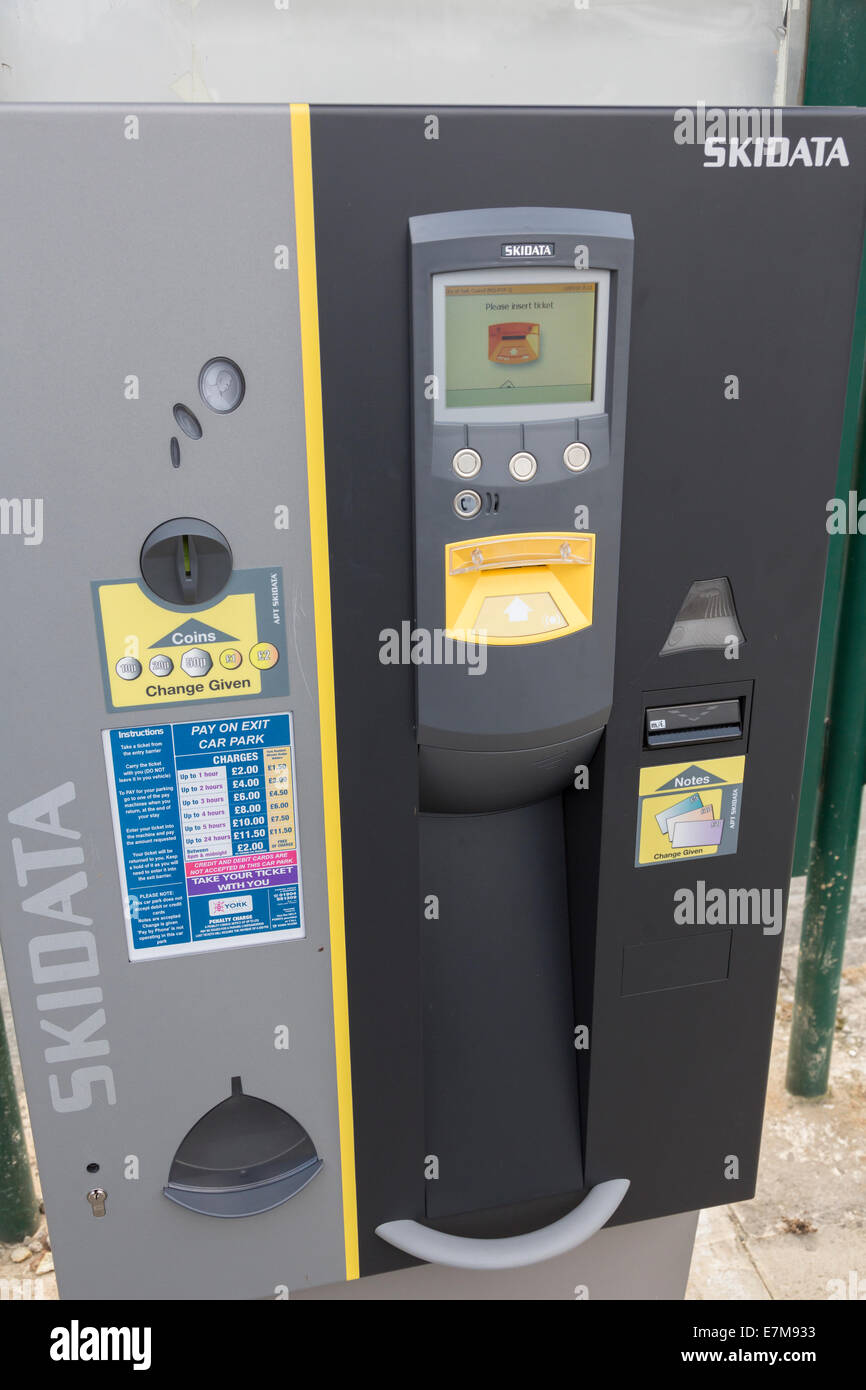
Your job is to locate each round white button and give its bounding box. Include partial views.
[180,648,212,676]
[508,451,537,481]
[563,441,591,472]
[453,490,482,519]
[149,654,174,677]
[452,448,482,479]
[115,657,142,681]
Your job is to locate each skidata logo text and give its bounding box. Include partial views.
[672,105,849,168]
[704,135,848,168]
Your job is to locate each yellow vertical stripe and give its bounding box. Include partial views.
[290,103,359,1280]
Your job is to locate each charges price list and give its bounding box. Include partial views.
[264,745,295,851]
[175,745,297,850]
[175,750,293,858]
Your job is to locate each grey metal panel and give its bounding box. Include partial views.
[574,414,611,474]
[0,106,348,1298]
[464,425,524,480]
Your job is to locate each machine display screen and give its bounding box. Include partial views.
[442,278,598,411]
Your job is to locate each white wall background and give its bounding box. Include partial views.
[0,0,794,107]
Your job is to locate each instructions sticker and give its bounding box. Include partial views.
[635,756,745,868]
[104,713,304,959]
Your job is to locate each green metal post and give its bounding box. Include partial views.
[794,0,866,874]
[803,0,866,107]
[0,1004,38,1243]
[787,355,866,1095]
[786,0,866,1096]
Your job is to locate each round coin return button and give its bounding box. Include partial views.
[453,490,482,519]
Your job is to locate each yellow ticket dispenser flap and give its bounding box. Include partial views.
[445,531,596,645]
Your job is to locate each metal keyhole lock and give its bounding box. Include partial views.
[86,1187,107,1218]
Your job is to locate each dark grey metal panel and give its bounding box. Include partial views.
[420,799,582,1219]
[309,106,866,1262]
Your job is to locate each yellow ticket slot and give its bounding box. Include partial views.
[444,531,596,645]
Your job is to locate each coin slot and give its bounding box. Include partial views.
[140,518,233,606]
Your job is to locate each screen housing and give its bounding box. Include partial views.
[432,266,610,424]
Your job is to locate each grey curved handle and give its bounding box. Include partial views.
[375,1177,630,1271]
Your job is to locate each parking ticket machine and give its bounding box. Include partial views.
[0,105,865,1299]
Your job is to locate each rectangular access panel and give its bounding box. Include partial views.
[0,104,864,1298]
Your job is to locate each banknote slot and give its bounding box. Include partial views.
[645,698,742,749]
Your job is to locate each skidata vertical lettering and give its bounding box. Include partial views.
[7,783,115,1112]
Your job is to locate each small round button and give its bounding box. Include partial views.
[508,451,537,481]
[220,648,243,669]
[115,657,142,681]
[563,441,591,473]
[148,654,174,677]
[180,648,212,677]
[249,642,279,670]
[452,448,482,479]
[453,490,482,519]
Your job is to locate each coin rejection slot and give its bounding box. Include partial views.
[163,1077,322,1218]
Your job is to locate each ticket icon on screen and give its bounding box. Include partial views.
[488,321,540,363]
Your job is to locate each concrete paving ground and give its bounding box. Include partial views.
[1,814,864,1302]
[686,820,866,1301]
